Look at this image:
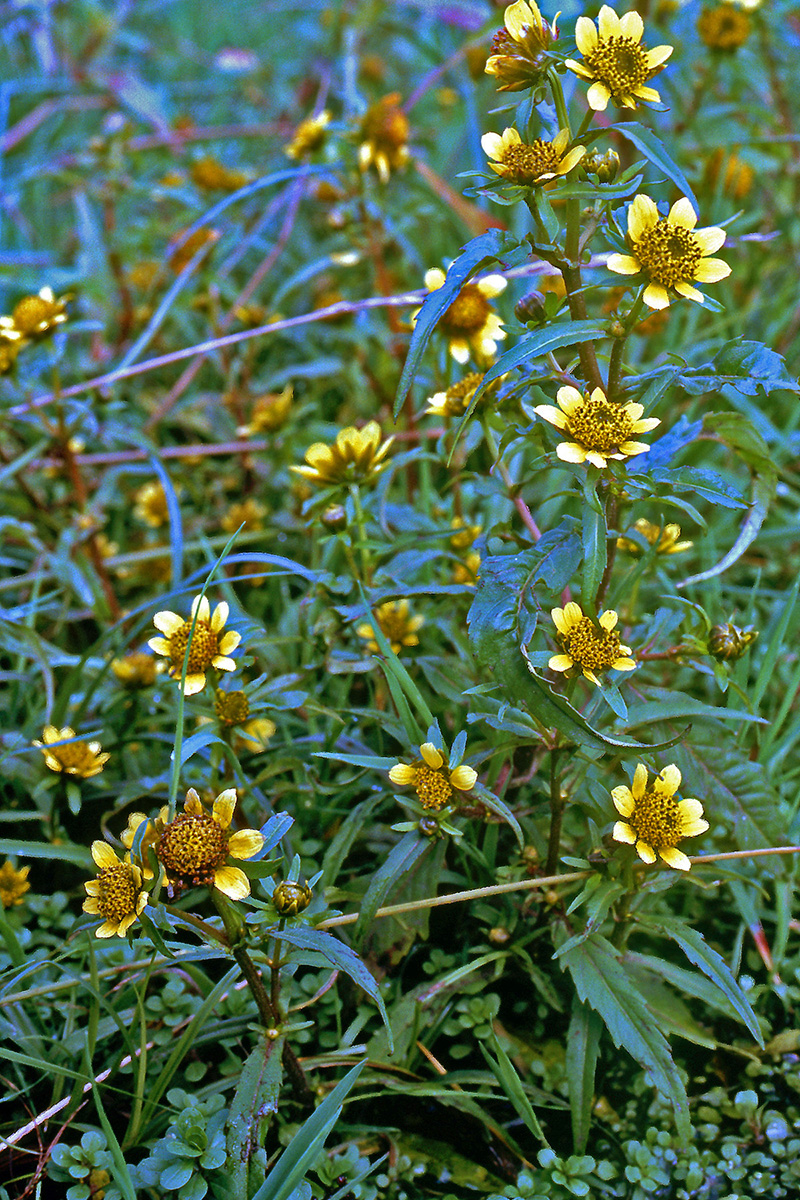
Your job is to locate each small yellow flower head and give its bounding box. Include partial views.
[708,622,758,661]
[190,155,249,192]
[535,385,660,468]
[83,842,148,937]
[485,0,557,91]
[453,550,481,586]
[617,518,693,556]
[0,327,25,374]
[112,651,159,688]
[698,5,750,49]
[290,421,394,488]
[389,742,478,811]
[424,372,503,418]
[608,194,731,310]
[273,880,312,915]
[35,726,110,778]
[450,517,482,550]
[148,594,242,696]
[285,111,331,160]
[481,128,586,187]
[612,763,709,870]
[237,385,294,436]
[357,599,424,654]
[421,268,507,365]
[6,287,69,338]
[234,717,277,753]
[703,149,754,201]
[357,93,410,184]
[550,603,636,686]
[133,481,171,528]
[167,226,220,274]
[0,861,31,907]
[156,788,264,899]
[215,688,251,726]
[566,6,673,110]
[221,497,267,533]
[120,810,166,880]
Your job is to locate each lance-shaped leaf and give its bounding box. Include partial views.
[226,1032,284,1197]
[614,123,698,210]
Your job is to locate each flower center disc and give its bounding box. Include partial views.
[98,863,140,922]
[634,220,702,288]
[443,285,491,335]
[585,36,649,92]
[414,765,453,810]
[567,395,636,453]
[501,140,561,182]
[169,620,219,672]
[158,813,228,885]
[563,617,622,671]
[628,788,682,849]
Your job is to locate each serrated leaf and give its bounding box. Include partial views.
[638,413,702,470]
[623,951,741,1023]
[555,171,645,201]
[480,1033,549,1145]
[622,960,716,1048]
[581,494,606,607]
[678,339,799,397]
[649,467,745,509]
[614,123,698,211]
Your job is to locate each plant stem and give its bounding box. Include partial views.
[607,290,645,399]
[545,748,565,875]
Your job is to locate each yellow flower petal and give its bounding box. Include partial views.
[148,637,171,655]
[694,226,726,255]
[673,282,705,303]
[478,274,508,299]
[619,9,643,40]
[214,864,250,900]
[659,847,691,871]
[632,764,648,799]
[212,789,237,829]
[451,765,478,790]
[599,610,618,632]
[557,442,589,464]
[597,5,621,39]
[481,132,504,158]
[228,829,265,858]
[211,601,229,632]
[656,764,681,795]
[586,80,611,110]
[645,44,673,68]
[218,630,241,655]
[574,16,598,54]
[632,84,660,103]
[629,194,659,240]
[450,340,470,365]
[556,385,582,415]
[564,58,593,80]
[635,840,657,865]
[611,786,635,817]
[182,672,207,695]
[668,198,698,230]
[425,267,446,291]
[91,841,118,870]
[390,763,416,785]
[607,254,641,276]
[549,653,574,672]
[535,403,569,430]
[192,595,211,624]
[611,656,637,671]
[153,611,183,637]
[585,451,609,469]
[643,283,670,310]
[420,742,444,770]
[693,258,731,283]
[212,656,238,672]
[613,819,637,844]
[678,798,705,823]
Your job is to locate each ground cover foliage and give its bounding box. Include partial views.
[2,0,800,1195]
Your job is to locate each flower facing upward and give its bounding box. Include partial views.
[390,742,478,811]
[83,842,148,937]
[424,371,503,417]
[290,421,394,488]
[3,287,69,338]
[284,111,331,160]
[612,763,709,870]
[156,788,264,899]
[357,94,410,183]
[35,726,110,778]
[148,595,241,695]
[485,0,557,91]
[608,195,730,310]
[422,268,507,365]
[0,861,30,907]
[357,599,424,654]
[565,6,673,110]
[535,385,659,468]
[617,518,693,556]
[482,128,586,187]
[698,5,750,49]
[550,603,636,686]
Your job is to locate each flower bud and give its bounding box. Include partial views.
[321,504,347,531]
[708,622,758,661]
[272,880,313,915]
[514,289,547,324]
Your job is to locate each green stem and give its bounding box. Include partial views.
[545,748,565,875]
[607,290,646,399]
[349,482,372,585]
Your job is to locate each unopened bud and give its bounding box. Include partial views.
[321,504,347,531]
[514,290,547,324]
[708,622,758,662]
[272,880,313,915]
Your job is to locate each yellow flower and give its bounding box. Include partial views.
[608,194,730,310]
[285,110,331,160]
[221,498,267,533]
[450,518,482,550]
[357,93,410,183]
[0,861,31,907]
[215,688,251,725]
[290,421,394,487]
[111,651,159,688]
[389,742,478,811]
[0,333,24,375]
[237,386,293,436]
[612,763,709,870]
[549,602,636,686]
[190,155,249,192]
[4,287,69,338]
[617,518,693,556]
[424,372,503,417]
[421,267,507,365]
[702,149,753,201]
[120,810,166,880]
[535,384,659,468]
[148,594,241,696]
[453,550,481,586]
[156,788,264,899]
[357,599,424,654]
[167,226,220,273]
[565,6,673,111]
[485,0,557,91]
[35,726,110,778]
[83,842,148,937]
[133,481,171,528]
[481,127,586,186]
[697,5,750,49]
[234,718,277,753]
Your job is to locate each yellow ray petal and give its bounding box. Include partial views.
[693,258,731,283]
[613,820,637,844]
[574,15,598,54]
[607,254,641,275]
[153,611,183,637]
[420,742,444,770]
[557,442,589,464]
[91,841,118,870]
[635,840,657,865]
[659,847,691,871]
[673,282,704,303]
[597,5,621,39]
[586,81,611,111]
[619,9,643,40]
[548,653,574,672]
[535,403,569,429]
[632,763,648,799]
[555,385,583,415]
[390,764,416,785]
[668,198,698,230]
[214,865,250,900]
[451,765,478,790]
[645,44,673,68]
[643,283,669,310]
[611,786,635,817]
[229,829,265,858]
[211,601,229,632]
[212,789,237,828]
[694,226,726,255]
[629,194,658,240]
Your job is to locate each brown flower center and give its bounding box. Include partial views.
[633,219,702,288]
[97,863,140,923]
[626,788,682,849]
[561,617,623,672]
[566,394,637,453]
[413,765,453,810]
[442,284,491,336]
[168,619,220,673]
[215,690,250,725]
[584,36,650,94]
[157,813,228,887]
[440,372,484,413]
[498,139,562,182]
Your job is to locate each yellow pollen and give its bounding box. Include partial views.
[413,765,453,810]
[627,788,682,849]
[585,36,649,93]
[562,617,622,672]
[97,863,140,923]
[634,219,702,288]
[442,285,491,335]
[447,372,484,403]
[499,139,561,181]
[566,395,637,454]
[168,620,220,673]
[157,814,228,886]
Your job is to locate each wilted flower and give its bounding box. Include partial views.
[481,127,586,186]
[111,651,159,688]
[290,421,394,487]
[390,742,478,811]
[535,385,659,468]
[237,385,293,436]
[550,602,636,686]
[617,518,693,556]
[612,763,709,870]
[357,599,424,654]
[608,194,730,310]
[565,6,673,110]
[35,726,110,778]
[156,788,264,899]
[485,0,557,91]
[83,842,148,937]
[3,287,69,338]
[0,861,31,908]
[358,93,410,183]
[285,111,331,159]
[421,268,507,365]
[148,594,241,695]
[708,621,758,661]
[697,5,750,49]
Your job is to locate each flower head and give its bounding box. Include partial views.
[485,0,557,91]
[549,603,636,686]
[4,287,69,338]
[112,651,159,688]
[290,421,394,488]
[535,385,659,468]
[708,621,758,661]
[120,810,167,880]
[357,94,410,183]
[698,5,750,49]
[35,726,110,778]
[481,128,586,186]
[389,742,478,811]
[83,842,148,937]
[0,861,31,907]
[191,155,249,192]
[237,386,293,435]
[565,6,673,111]
[273,880,313,915]
[612,763,709,870]
[424,371,503,417]
[285,111,331,160]
[357,599,424,654]
[421,268,507,365]
[221,497,267,533]
[156,788,264,899]
[608,194,730,310]
[148,594,241,695]
[0,326,24,374]
[133,481,171,528]
[234,718,277,753]
[617,518,693,556]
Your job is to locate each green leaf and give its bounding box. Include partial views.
[649,467,745,509]
[352,830,430,946]
[480,1033,549,1146]
[566,999,603,1154]
[621,960,716,1049]
[226,1032,284,1198]
[357,583,433,739]
[678,339,799,396]
[555,171,645,201]
[172,725,225,766]
[624,951,743,1023]
[558,931,691,1141]
[623,686,766,728]
[471,783,524,850]
[613,123,698,211]
[581,494,607,608]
